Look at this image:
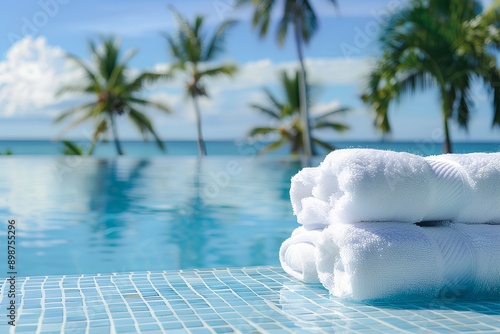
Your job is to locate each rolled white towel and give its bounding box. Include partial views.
[290,167,318,216]
[318,149,433,224]
[316,222,500,301]
[427,153,500,223]
[279,226,323,283]
[453,223,500,298]
[291,149,500,226]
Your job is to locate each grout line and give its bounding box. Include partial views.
[35,276,47,334]
[129,272,166,334]
[93,275,116,334]
[77,275,90,334]
[109,274,142,333]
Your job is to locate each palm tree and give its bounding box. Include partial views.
[61,140,96,156]
[236,0,339,160]
[165,8,237,156]
[55,36,170,155]
[248,70,349,155]
[362,0,500,153]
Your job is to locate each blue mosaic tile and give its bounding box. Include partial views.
[1,266,500,333]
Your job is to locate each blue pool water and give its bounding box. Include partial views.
[0,156,312,277]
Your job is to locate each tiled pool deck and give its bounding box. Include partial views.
[1,266,500,333]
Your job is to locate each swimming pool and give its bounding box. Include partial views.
[1,155,500,333]
[0,156,315,277]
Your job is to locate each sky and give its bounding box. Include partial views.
[0,0,498,142]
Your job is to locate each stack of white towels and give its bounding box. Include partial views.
[280,149,500,301]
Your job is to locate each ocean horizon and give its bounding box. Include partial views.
[0,139,498,157]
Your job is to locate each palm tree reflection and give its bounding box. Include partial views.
[169,158,215,269]
[89,159,150,239]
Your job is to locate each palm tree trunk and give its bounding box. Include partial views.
[293,14,313,162]
[442,112,452,154]
[110,112,123,156]
[192,96,207,156]
[441,91,452,154]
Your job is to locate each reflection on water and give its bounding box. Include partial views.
[0,156,306,276]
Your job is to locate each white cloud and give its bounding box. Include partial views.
[149,92,182,110]
[311,100,341,117]
[150,57,371,94]
[0,36,83,118]
[222,57,370,89]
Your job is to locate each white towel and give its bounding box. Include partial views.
[316,222,500,301]
[290,149,500,225]
[279,226,323,283]
[426,153,500,223]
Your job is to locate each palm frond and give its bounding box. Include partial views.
[128,109,165,151]
[479,0,500,29]
[252,0,275,38]
[169,8,203,62]
[456,90,472,129]
[167,61,187,76]
[129,72,170,91]
[55,111,95,140]
[324,0,339,10]
[300,1,319,43]
[313,121,350,132]
[277,1,293,46]
[56,85,92,97]
[67,54,101,89]
[129,97,171,113]
[53,102,95,123]
[248,104,281,120]
[248,126,278,137]
[198,64,237,78]
[105,63,126,91]
[91,101,107,118]
[259,137,287,155]
[313,107,351,122]
[62,141,84,155]
[263,87,285,112]
[120,48,138,66]
[488,70,500,126]
[204,20,237,60]
[91,118,108,143]
[164,32,184,59]
[312,137,335,152]
[279,71,300,113]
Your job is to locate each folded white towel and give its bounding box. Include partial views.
[279,226,323,283]
[426,153,500,223]
[290,149,500,225]
[316,222,500,301]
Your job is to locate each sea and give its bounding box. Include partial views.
[0,140,498,157]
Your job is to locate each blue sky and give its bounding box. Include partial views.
[0,0,498,142]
